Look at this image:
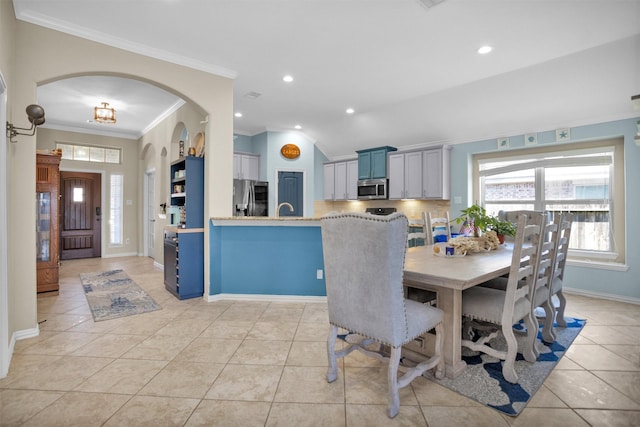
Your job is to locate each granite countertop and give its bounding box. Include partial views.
[210,217,321,226]
[163,226,205,233]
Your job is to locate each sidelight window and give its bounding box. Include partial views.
[109,174,123,246]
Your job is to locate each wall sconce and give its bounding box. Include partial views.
[6,104,46,143]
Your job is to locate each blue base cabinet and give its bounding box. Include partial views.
[165,230,204,300]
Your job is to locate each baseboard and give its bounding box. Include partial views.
[2,326,40,379]
[206,293,327,304]
[153,260,163,270]
[102,251,138,258]
[564,287,640,305]
[14,325,40,341]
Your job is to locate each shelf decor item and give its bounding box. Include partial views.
[524,133,538,145]
[556,128,571,141]
[497,137,509,149]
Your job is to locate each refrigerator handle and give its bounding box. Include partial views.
[248,182,255,216]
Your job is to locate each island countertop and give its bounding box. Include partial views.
[210,217,321,226]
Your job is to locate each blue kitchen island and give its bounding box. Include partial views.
[209,217,326,299]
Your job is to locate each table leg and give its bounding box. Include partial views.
[404,281,466,378]
[435,287,467,378]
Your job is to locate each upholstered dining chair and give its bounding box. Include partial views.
[320,212,444,418]
[423,211,451,244]
[460,212,546,384]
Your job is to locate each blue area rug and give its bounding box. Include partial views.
[423,317,586,416]
[80,269,161,321]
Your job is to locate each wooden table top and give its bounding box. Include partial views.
[403,243,515,290]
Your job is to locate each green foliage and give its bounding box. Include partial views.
[487,217,516,237]
[453,203,516,237]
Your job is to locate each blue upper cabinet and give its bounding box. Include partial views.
[356,146,397,180]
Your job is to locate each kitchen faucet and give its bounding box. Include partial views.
[276,202,294,217]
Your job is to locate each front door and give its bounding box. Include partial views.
[60,171,101,260]
[277,171,303,217]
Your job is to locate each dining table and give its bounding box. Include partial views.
[403,243,515,378]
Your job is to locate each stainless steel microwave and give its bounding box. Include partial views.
[357,179,388,200]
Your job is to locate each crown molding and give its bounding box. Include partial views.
[40,123,140,140]
[141,99,186,135]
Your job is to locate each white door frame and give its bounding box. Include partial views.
[0,72,10,378]
[143,169,155,258]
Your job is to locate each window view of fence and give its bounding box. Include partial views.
[477,143,621,260]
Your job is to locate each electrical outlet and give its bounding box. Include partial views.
[316,269,323,280]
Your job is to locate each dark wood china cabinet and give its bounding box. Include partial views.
[36,151,61,293]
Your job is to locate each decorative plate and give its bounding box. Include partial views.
[194,132,205,157]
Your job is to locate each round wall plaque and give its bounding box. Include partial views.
[280,144,301,159]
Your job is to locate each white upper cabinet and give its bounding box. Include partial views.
[324,159,358,201]
[388,146,450,200]
[422,147,450,199]
[345,160,358,200]
[323,163,336,200]
[234,153,260,181]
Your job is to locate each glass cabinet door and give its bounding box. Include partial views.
[36,191,51,262]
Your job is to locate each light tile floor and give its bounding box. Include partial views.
[1,256,639,426]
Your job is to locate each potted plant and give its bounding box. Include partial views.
[487,216,516,244]
[452,204,492,237]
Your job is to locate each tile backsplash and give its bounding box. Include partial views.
[314,200,451,221]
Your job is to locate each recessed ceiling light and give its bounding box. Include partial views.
[346,108,355,114]
[234,112,243,118]
[283,75,294,83]
[478,45,493,54]
[294,125,302,130]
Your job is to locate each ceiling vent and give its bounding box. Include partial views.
[417,0,446,9]
[244,91,262,100]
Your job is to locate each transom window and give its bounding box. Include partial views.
[473,138,625,265]
[57,142,121,164]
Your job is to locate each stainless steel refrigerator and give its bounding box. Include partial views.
[233,179,269,216]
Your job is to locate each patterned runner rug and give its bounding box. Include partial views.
[422,317,586,416]
[80,269,161,321]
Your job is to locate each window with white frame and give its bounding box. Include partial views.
[109,174,123,246]
[57,142,121,164]
[473,138,625,264]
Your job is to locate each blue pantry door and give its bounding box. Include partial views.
[277,171,303,217]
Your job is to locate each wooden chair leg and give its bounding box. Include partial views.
[433,322,445,379]
[556,290,567,327]
[540,298,557,343]
[326,325,339,383]
[386,346,401,418]
[501,323,519,384]
[523,311,538,362]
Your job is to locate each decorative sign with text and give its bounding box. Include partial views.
[280,144,301,159]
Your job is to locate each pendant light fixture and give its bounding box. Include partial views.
[94,102,116,124]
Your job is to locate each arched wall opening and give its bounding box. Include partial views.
[8,20,233,337]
